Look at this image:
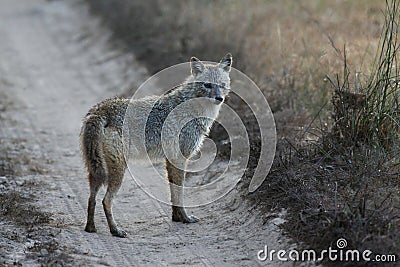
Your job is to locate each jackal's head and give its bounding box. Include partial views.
[190,53,232,105]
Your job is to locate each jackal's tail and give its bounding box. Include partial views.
[80,115,107,184]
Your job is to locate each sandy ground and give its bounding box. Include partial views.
[0,0,290,266]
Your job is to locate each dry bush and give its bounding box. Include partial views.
[329,0,400,150]
[87,0,384,119]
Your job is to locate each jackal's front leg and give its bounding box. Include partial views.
[166,160,199,223]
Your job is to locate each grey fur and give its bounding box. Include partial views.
[81,54,232,237]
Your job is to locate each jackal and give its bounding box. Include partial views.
[80,54,232,237]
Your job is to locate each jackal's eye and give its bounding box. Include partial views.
[204,82,212,89]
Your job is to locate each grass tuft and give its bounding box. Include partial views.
[328,0,400,152]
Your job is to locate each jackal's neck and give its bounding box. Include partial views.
[155,75,222,124]
[172,82,198,101]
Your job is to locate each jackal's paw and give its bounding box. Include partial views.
[110,227,127,238]
[173,214,199,223]
[84,224,97,233]
[183,215,199,223]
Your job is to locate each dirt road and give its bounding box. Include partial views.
[0,0,289,265]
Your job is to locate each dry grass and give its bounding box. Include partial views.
[88,0,383,115]
[254,137,399,265]
[329,0,400,150]
[87,0,399,264]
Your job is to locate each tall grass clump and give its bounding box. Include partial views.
[330,0,400,152]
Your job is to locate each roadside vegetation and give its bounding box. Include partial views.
[87,0,399,264]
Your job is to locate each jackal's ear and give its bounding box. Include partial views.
[190,57,204,76]
[219,53,232,72]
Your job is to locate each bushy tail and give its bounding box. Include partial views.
[80,115,107,184]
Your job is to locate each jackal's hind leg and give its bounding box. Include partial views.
[103,172,127,238]
[85,173,102,233]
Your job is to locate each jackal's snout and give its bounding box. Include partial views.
[213,83,224,102]
[215,96,223,102]
[203,82,224,103]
